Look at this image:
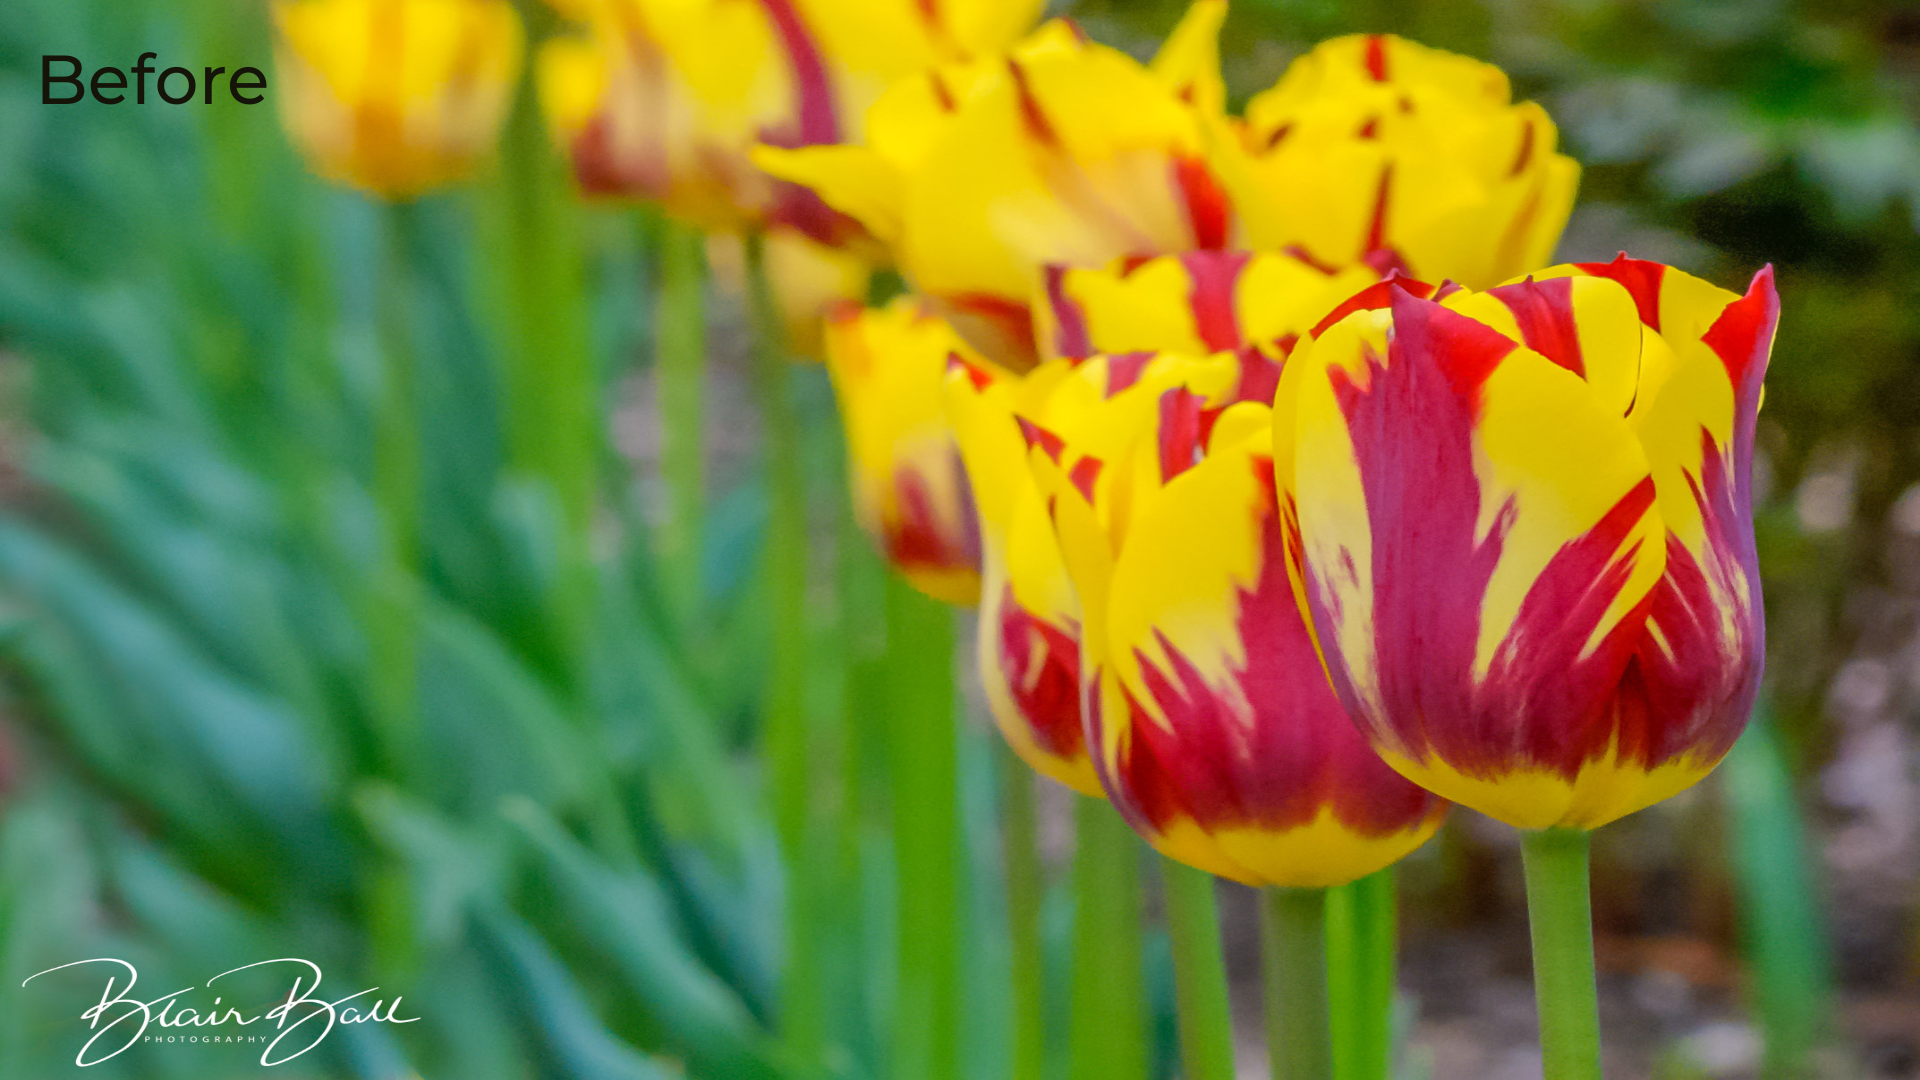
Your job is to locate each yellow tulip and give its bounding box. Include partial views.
[274,0,524,198]
[761,2,1235,367]
[824,299,988,605]
[1218,34,1579,288]
[1020,349,1447,886]
[1275,257,1777,830]
[541,0,1043,238]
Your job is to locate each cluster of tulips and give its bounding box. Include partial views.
[270,0,1778,1077]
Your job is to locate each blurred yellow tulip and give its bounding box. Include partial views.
[541,0,1044,241]
[824,299,988,605]
[760,2,1235,367]
[1218,34,1579,288]
[274,0,524,198]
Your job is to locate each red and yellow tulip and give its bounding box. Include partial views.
[1275,257,1777,830]
[824,300,988,605]
[941,249,1377,798]
[1018,347,1447,887]
[761,2,1235,367]
[274,0,525,198]
[1217,34,1578,289]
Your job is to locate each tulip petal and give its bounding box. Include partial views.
[1036,252,1378,364]
[1446,273,1646,418]
[1150,0,1228,115]
[1094,420,1444,887]
[754,144,905,247]
[1599,266,1776,796]
[944,355,1100,793]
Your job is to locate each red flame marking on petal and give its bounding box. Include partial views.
[1574,254,1666,331]
[1487,276,1584,378]
[1364,35,1390,81]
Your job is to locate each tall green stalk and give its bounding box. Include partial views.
[1163,859,1237,1080]
[884,576,961,1080]
[1520,829,1602,1080]
[999,748,1046,1080]
[1264,887,1331,1080]
[1069,798,1147,1080]
[1327,867,1396,1080]
[743,232,822,1062]
[1723,709,1835,1079]
[653,218,708,622]
[367,202,424,990]
[486,61,596,657]
[370,201,422,783]
[481,59,632,866]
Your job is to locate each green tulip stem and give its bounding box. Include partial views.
[653,217,707,622]
[1069,798,1148,1080]
[999,748,1046,1080]
[1520,828,1603,1080]
[370,201,422,782]
[1163,859,1238,1080]
[1327,866,1397,1080]
[1263,886,1331,1080]
[488,69,596,661]
[884,574,962,1080]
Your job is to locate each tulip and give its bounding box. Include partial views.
[1277,256,1776,828]
[824,299,988,605]
[540,0,1043,239]
[1016,349,1448,888]
[940,248,1356,794]
[1276,255,1775,1080]
[761,2,1235,367]
[274,0,524,198]
[1218,34,1579,288]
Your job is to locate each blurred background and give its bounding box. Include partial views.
[0,0,1917,1077]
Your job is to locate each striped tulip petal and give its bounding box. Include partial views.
[944,354,1099,793]
[1090,416,1446,886]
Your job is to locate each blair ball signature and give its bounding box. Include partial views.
[22,958,418,1066]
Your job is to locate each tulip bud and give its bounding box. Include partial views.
[1275,257,1777,829]
[274,0,524,198]
[1219,34,1579,288]
[825,300,987,605]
